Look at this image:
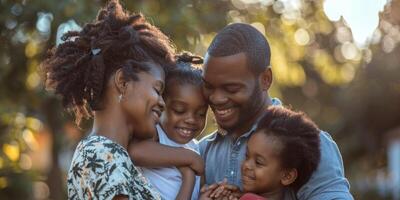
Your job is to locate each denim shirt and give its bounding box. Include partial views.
[198,98,354,200]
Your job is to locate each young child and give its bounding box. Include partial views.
[239,106,321,200]
[140,52,208,200]
[202,106,320,200]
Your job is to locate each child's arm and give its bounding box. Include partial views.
[176,167,195,200]
[128,140,204,175]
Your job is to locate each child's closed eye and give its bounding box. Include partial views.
[197,108,208,117]
[172,108,185,115]
[255,157,265,166]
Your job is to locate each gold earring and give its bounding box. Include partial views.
[118,94,123,103]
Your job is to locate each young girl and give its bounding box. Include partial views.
[42,1,176,199]
[132,52,207,200]
[203,106,320,200]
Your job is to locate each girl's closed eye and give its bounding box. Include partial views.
[197,108,208,117]
[255,158,265,166]
[172,106,186,115]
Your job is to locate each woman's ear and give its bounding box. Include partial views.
[259,67,273,91]
[280,168,297,186]
[114,68,127,95]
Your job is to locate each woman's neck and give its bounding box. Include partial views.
[259,188,284,200]
[92,108,131,149]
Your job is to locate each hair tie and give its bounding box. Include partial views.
[176,52,204,64]
[91,48,101,56]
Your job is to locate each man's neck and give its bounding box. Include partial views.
[230,96,273,140]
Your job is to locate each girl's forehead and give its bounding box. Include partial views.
[250,132,284,154]
[167,83,203,99]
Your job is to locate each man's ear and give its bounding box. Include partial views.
[114,68,127,94]
[259,67,272,91]
[280,168,297,186]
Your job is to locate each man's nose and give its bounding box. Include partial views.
[209,89,228,105]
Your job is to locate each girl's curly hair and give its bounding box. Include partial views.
[41,0,176,125]
[163,52,204,100]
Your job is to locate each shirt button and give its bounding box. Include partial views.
[237,141,241,145]
[231,171,234,175]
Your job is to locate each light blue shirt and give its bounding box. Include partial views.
[199,98,353,200]
[142,125,201,200]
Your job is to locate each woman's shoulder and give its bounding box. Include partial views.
[70,135,134,177]
[69,135,133,180]
[78,135,129,155]
[68,135,161,200]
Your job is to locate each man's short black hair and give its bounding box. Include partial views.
[255,106,321,191]
[207,23,271,75]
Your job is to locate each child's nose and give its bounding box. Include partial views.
[184,114,196,125]
[242,160,252,170]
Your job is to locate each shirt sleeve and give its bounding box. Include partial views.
[296,131,354,200]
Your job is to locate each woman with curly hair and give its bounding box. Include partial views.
[41,0,176,199]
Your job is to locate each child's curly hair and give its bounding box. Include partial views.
[163,52,204,100]
[41,0,176,125]
[256,106,321,191]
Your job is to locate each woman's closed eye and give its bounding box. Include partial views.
[154,87,161,95]
[203,82,214,90]
[154,81,164,95]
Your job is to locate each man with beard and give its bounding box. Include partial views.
[199,23,353,200]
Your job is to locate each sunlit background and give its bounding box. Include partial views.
[1,0,400,199]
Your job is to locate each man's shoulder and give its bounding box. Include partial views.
[297,130,353,200]
[318,130,343,163]
[198,131,219,155]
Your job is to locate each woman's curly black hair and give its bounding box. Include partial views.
[163,52,204,100]
[41,0,176,125]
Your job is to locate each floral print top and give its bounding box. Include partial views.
[67,135,161,200]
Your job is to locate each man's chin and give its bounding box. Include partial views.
[216,120,236,133]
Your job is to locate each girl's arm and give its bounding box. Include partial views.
[176,167,195,200]
[128,140,204,175]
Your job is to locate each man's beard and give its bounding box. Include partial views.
[223,82,265,133]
